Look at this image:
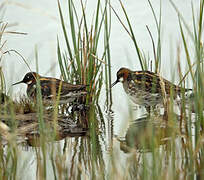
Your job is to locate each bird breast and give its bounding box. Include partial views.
[123,80,163,106]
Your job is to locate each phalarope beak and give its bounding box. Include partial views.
[111,79,119,88]
[12,80,23,86]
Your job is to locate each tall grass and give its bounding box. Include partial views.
[0,16,17,180]
[56,1,111,179]
[57,0,112,104]
[171,1,204,178]
[111,0,162,72]
[0,22,8,96]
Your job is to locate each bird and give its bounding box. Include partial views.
[111,67,192,112]
[12,72,87,104]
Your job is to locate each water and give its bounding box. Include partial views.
[0,0,201,179]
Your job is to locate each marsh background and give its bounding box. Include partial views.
[0,0,202,179]
[4,0,195,130]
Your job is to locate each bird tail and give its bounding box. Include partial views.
[185,88,192,92]
[177,87,192,97]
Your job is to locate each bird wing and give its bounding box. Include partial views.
[39,79,87,99]
[132,71,180,95]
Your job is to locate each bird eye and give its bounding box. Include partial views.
[119,73,124,78]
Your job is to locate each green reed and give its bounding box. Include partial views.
[0,20,15,179]
[173,1,204,178]
[57,2,111,175]
[111,0,162,72]
[57,0,112,103]
[0,22,7,98]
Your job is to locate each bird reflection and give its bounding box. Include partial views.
[119,115,177,153]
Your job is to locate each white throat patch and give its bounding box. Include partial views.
[27,80,33,85]
[119,77,124,82]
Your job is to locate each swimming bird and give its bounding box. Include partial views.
[13,72,87,104]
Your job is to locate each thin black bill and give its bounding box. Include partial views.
[12,81,23,86]
[111,80,118,88]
